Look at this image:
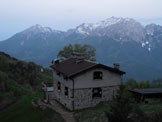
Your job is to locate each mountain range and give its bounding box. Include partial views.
[0,16,162,81]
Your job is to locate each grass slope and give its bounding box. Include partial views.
[0,95,65,122]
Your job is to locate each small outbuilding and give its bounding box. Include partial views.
[42,83,55,103]
[129,88,162,103]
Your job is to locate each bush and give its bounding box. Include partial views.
[150,109,162,122]
[125,79,152,89]
[106,85,133,122]
[0,93,3,102]
[131,108,162,122]
[130,105,149,122]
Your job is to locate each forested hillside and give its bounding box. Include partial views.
[0,51,52,110]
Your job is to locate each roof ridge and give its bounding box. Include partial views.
[84,59,98,64]
[51,58,125,78]
[68,63,97,77]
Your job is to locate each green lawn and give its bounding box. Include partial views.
[0,95,65,122]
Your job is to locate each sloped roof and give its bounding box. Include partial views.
[130,88,162,94]
[50,58,125,78]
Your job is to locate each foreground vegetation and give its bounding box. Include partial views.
[75,102,162,122]
[0,51,63,122]
[75,84,162,122]
[0,51,53,110]
[0,94,65,122]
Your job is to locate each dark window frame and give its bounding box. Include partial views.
[57,72,60,76]
[92,88,102,98]
[93,71,103,80]
[57,81,61,91]
[65,86,68,96]
[64,77,68,81]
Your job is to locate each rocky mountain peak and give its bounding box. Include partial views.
[75,17,136,32]
[22,24,53,34]
[69,17,145,42]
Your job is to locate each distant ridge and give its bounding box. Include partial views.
[1,17,162,80]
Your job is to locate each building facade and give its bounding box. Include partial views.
[51,58,125,110]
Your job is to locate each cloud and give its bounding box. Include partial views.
[1,0,162,18]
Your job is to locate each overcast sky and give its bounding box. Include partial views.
[0,0,162,40]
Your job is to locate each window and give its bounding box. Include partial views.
[92,88,102,98]
[65,87,68,96]
[57,82,61,90]
[57,72,60,76]
[64,77,68,81]
[93,71,103,79]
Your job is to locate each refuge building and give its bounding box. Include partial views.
[50,57,125,110]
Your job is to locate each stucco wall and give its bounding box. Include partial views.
[73,68,122,89]
[53,70,73,89]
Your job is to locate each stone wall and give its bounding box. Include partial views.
[74,85,119,110]
[54,80,74,110]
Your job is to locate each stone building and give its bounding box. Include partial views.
[50,58,125,111]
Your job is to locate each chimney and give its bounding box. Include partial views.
[72,52,84,64]
[114,63,120,70]
[72,52,84,59]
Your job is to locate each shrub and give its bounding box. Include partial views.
[106,85,133,122]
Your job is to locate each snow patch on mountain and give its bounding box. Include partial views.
[74,16,140,36]
[141,41,152,52]
[147,32,153,36]
[141,41,150,47]
[76,17,127,31]
[22,24,62,35]
[93,17,122,28]
[77,27,89,35]
[142,42,146,47]
[29,24,53,33]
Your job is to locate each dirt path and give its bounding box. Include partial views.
[43,100,76,122]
